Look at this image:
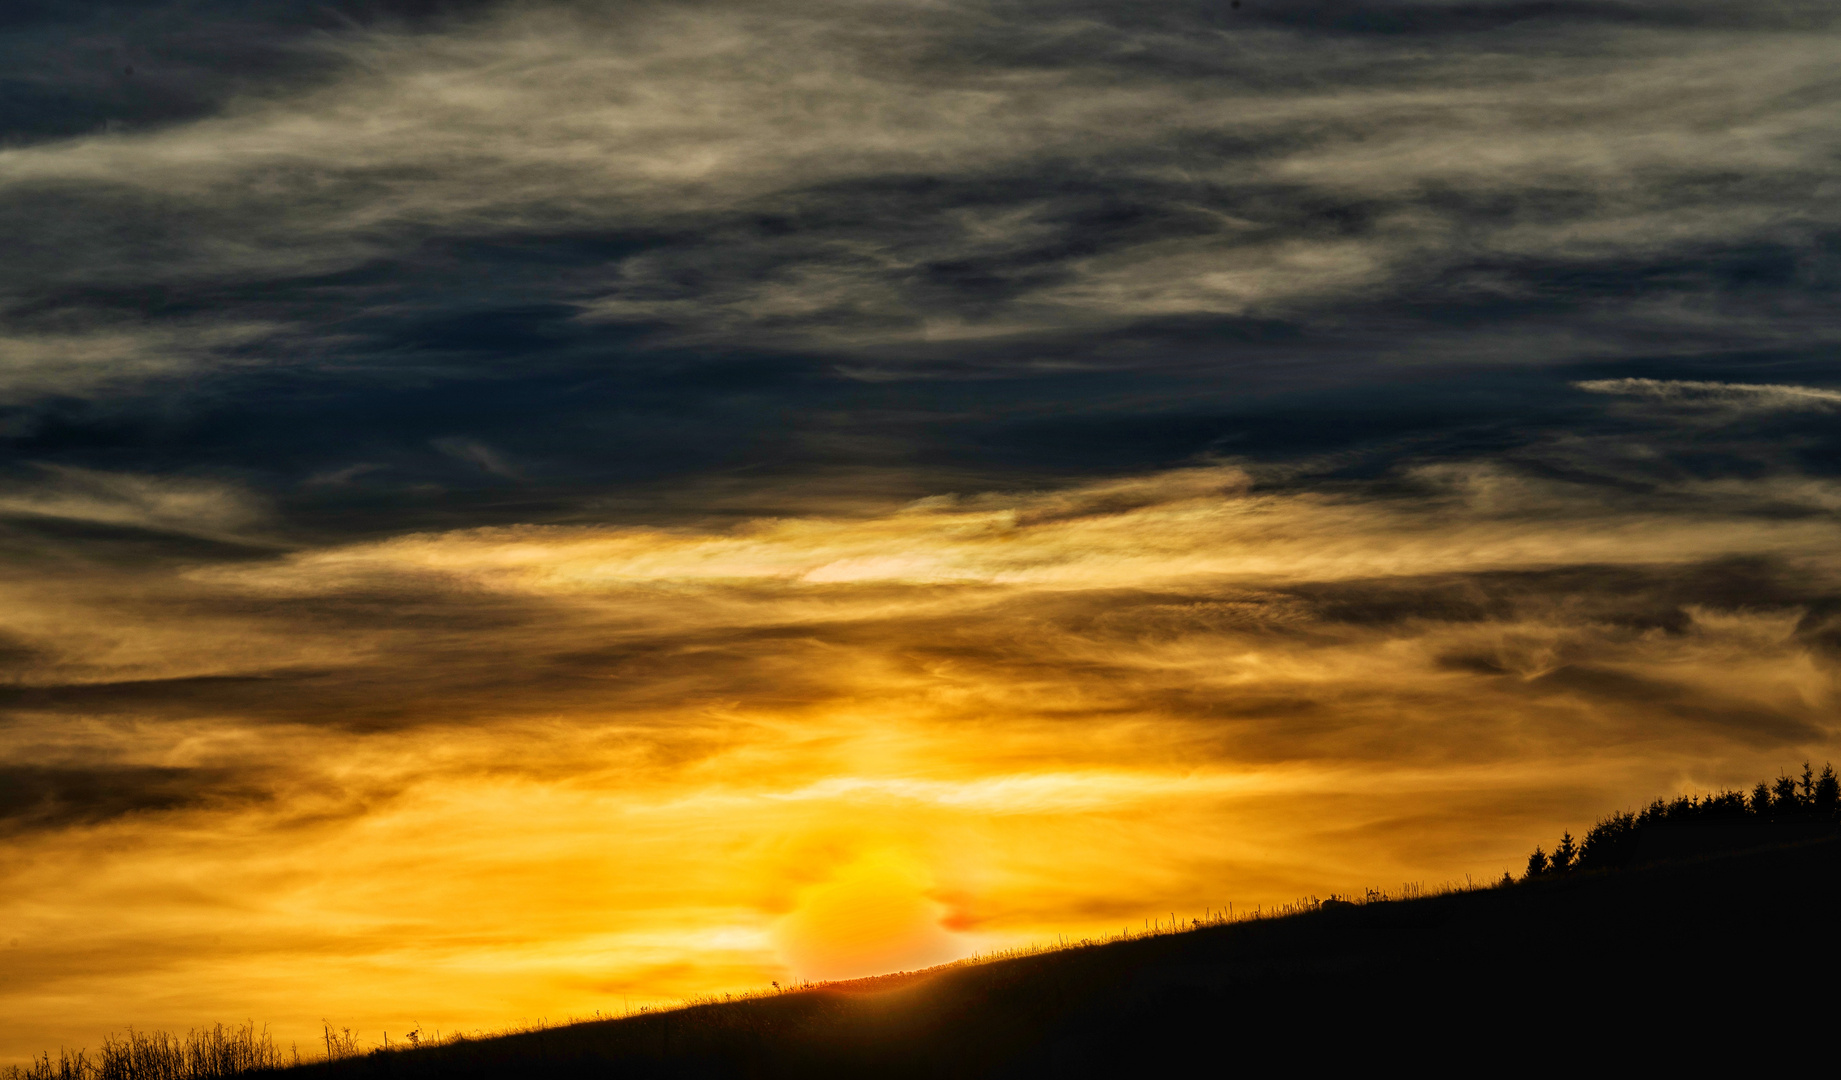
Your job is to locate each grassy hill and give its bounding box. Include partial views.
[287,832,1841,1074]
[19,822,1840,1077]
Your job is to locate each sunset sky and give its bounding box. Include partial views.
[4,0,1840,1061]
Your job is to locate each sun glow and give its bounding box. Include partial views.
[774,850,961,981]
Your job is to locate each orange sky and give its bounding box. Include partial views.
[5,463,1837,1061]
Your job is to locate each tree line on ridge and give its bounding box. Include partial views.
[1524,762,1840,880]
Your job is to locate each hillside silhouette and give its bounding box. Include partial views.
[15,772,1841,1077]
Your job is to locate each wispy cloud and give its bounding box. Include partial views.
[431,437,523,480]
[0,465,268,540]
[0,323,274,405]
[1576,377,1841,411]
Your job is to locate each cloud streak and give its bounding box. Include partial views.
[0,465,269,540]
[1576,377,1841,411]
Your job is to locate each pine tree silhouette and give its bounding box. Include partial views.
[1815,764,1839,814]
[1550,832,1577,873]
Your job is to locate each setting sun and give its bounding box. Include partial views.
[775,850,960,982]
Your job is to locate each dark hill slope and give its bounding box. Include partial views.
[299,836,1841,1076]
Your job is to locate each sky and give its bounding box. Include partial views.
[3,0,1840,1060]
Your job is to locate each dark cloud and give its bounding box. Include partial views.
[0,763,266,834]
[1526,665,1821,745]
[0,0,505,145]
[0,673,332,718]
[1288,561,1837,627]
[1794,600,1841,656]
[0,629,42,671]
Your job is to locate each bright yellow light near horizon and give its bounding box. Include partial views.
[773,849,962,982]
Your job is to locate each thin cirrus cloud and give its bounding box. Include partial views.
[431,437,523,479]
[0,323,275,406]
[1576,377,1841,411]
[0,465,269,540]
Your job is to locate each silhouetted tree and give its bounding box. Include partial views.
[1550,831,1577,873]
[1815,764,1839,814]
[1579,810,1636,872]
[1525,847,1548,879]
[1704,789,1748,818]
[1751,782,1774,816]
[1773,773,1799,813]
